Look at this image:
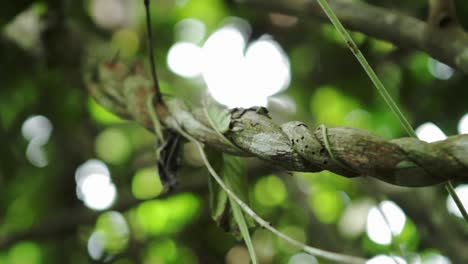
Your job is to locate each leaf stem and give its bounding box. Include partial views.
[143,0,162,103]
[316,0,468,225]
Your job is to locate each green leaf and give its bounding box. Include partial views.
[224,155,257,264]
[206,152,257,263]
[229,197,258,264]
[206,105,231,134]
[206,149,230,230]
[223,156,249,204]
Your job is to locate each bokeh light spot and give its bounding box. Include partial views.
[366,255,406,264]
[366,201,406,245]
[339,199,373,238]
[310,86,359,126]
[87,231,106,261]
[458,113,468,134]
[276,226,306,253]
[428,58,454,80]
[111,28,139,58]
[226,246,250,264]
[75,160,117,211]
[415,122,447,143]
[175,18,206,44]
[81,173,117,210]
[131,167,163,200]
[95,211,130,254]
[95,127,132,164]
[254,175,287,207]
[7,241,42,264]
[167,42,203,78]
[310,189,344,224]
[288,253,318,264]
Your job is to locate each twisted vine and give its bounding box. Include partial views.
[86,61,468,187]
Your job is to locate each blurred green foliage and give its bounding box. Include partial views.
[1,0,468,263]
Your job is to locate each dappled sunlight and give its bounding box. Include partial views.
[167,17,291,108]
[75,159,117,210]
[21,115,52,146]
[415,122,447,143]
[366,201,406,245]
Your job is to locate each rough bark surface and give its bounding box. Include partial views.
[86,61,468,187]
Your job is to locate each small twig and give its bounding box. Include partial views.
[143,0,163,103]
[170,122,367,264]
[446,181,468,224]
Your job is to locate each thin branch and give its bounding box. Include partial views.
[143,0,163,103]
[239,0,468,73]
[315,0,468,224]
[173,123,366,264]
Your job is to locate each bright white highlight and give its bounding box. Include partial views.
[91,0,129,30]
[87,231,106,260]
[428,59,454,80]
[167,19,291,108]
[167,42,203,78]
[202,28,290,108]
[75,160,117,210]
[339,200,373,238]
[446,184,468,218]
[26,139,48,168]
[424,254,451,264]
[366,201,406,245]
[245,38,290,94]
[202,26,253,107]
[416,122,447,143]
[81,174,117,210]
[288,253,318,264]
[22,115,53,145]
[21,115,53,167]
[458,113,468,134]
[366,255,406,264]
